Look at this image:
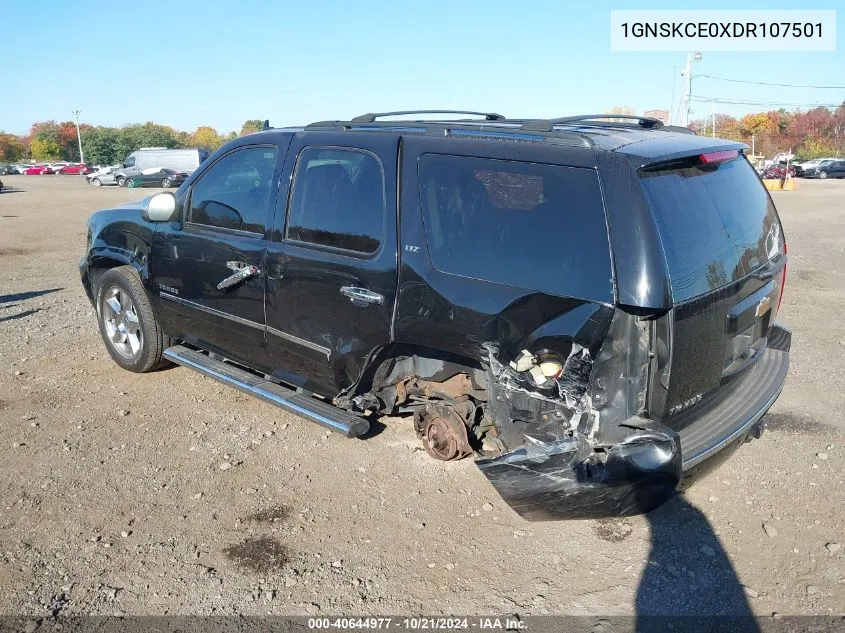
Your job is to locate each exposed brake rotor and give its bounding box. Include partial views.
[421,408,473,461]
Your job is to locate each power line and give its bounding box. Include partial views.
[693,96,842,109]
[695,74,845,90]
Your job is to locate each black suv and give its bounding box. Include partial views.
[80,111,791,520]
[803,159,845,179]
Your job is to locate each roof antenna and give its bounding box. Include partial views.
[261,119,270,131]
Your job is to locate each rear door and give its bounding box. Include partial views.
[636,152,786,418]
[264,132,399,396]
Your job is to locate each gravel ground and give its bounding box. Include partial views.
[0,175,843,618]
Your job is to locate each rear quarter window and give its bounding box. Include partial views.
[417,154,612,301]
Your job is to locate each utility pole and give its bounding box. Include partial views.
[72,110,84,164]
[711,101,716,138]
[678,52,702,128]
[669,65,677,125]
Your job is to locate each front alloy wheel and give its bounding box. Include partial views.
[819,171,828,179]
[101,286,143,359]
[161,177,171,188]
[95,266,171,372]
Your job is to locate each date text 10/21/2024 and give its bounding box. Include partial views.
[307,617,526,630]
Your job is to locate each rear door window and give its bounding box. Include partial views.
[639,155,782,303]
[286,147,386,255]
[417,154,611,300]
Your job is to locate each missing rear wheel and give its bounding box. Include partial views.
[418,405,473,461]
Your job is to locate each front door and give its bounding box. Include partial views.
[264,132,399,396]
[150,142,288,368]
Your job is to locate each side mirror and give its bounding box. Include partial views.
[200,200,244,230]
[142,192,176,222]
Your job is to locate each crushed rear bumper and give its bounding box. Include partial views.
[477,324,790,521]
[477,428,682,521]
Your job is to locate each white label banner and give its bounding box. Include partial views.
[610,10,836,51]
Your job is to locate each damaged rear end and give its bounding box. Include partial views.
[478,308,682,520]
[476,140,790,520]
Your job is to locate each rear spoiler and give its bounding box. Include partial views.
[617,136,748,171]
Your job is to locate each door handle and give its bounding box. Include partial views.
[217,262,260,290]
[340,286,384,305]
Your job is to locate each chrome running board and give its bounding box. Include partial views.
[163,345,369,438]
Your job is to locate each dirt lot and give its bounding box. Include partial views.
[0,175,843,618]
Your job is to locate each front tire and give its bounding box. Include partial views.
[117,177,126,187]
[819,171,828,179]
[161,178,171,188]
[126,178,136,188]
[91,178,102,187]
[95,266,171,372]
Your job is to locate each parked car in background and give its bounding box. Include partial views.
[0,165,17,175]
[58,163,93,175]
[12,165,30,174]
[793,158,837,177]
[125,168,188,189]
[802,159,845,179]
[23,165,54,175]
[48,162,70,173]
[113,147,210,186]
[86,165,121,187]
[761,164,796,179]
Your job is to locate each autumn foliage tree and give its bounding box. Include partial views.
[0,133,25,162]
[240,119,264,136]
[692,102,845,159]
[30,137,62,161]
[187,126,225,151]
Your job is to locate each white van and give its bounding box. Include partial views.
[113,147,210,186]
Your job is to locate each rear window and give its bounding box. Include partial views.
[639,156,782,303]
[417,154,612,301]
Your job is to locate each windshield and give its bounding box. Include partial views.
[639,155,783,303]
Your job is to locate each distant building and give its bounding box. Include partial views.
[645,109,670,125]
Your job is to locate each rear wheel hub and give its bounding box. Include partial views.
[421,409,472,461]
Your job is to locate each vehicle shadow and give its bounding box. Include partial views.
[635,494,760,633]
[0,308,41,323]
[360,415,387,439]
[0,288,63,304]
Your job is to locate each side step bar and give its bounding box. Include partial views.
[163,345,370,438]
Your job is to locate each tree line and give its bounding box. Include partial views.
[2,105,844,165]
[689,104,845,159]
[0,120,265,165]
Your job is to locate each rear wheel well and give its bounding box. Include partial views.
[358,343,487,404]
[354,344,492,458]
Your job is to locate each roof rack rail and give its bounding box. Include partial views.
[350,110,505,123]
[521,114,664,132]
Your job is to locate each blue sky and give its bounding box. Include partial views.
[3,0,842,135]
